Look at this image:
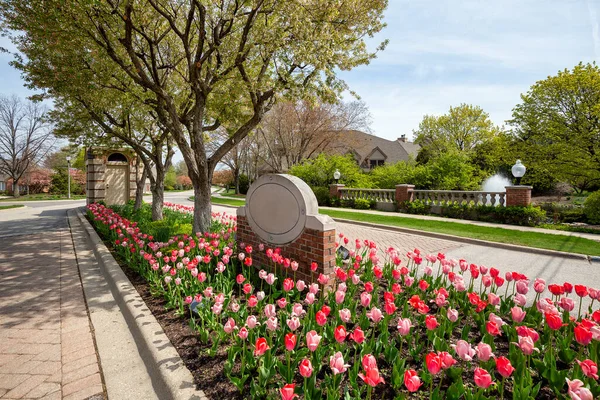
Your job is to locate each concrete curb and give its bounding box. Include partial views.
[70,207,205,400]
[331,217,590,261]
[211,202,592,261]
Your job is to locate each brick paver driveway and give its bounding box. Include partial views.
[0,206,104,400]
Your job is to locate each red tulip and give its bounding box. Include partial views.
[425,315,439,330]
[349,327,365,344]
[575,285,589,298]
[254,337,270,356]
[437,351,456,369]
[321,305,331,316]
[285,333,297,351]
[563,282,573,294]
[496,356,515,378]
[359,366,385,387]
[418,280,429,291]
[545,312,563,330]
[315,310,327,326]
[364,281,374,292]
[299,358,313,378]
[486,321,501,336]
[574,324,593,346]
[280,383,297,400]
[474,367,493,388]
[283,278,295,292]
[426,352,442,375]
[334,325,347,343]
[404,369,422,392]
[548,284,565,296]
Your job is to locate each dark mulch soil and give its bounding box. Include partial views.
[120,263,245,400]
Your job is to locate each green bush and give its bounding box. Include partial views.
[50,168,84,195]
[311,186,331,206]
[584,191,600,224]
[353,198,371,210]
[400,199,429,214]
[340,198,355,208]
[537,202,587,223]
[289,153,372,188]
[239,174,251,195]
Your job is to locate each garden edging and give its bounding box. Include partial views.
[69,207,206,400]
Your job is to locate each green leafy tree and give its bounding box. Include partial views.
[164,166,177,191]
[1,0,388,233]
[289,153,371,188]
[510,63,600,193]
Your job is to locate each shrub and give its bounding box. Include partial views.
[311,186,331,206]
[400,199,429,214]
[353,198,371,210]
[175,175,193,190]
[238,174,251,195]
[584,191,600,224]
[289,153,372,188]
[212,169,234,186]
[50,168,85,195]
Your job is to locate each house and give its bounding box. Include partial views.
[330,130,420,170]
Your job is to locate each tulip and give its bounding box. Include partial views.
[545,312,563,330]
[330,352,349,375]
[246,315,259,329]
[426,352,442,375]
[511,306,527,323]
[485,321,501,336]
[438,351,456,369]
[315,310,327,326]
[452,340,476,361]
[299,358,313,378]
[574,324,593,346]
[397,318,412,336]
[305,292,316,305]
[362,354,377,370]
[496,356,515,378]
[277,298,287,309]
[321,305,331,316]
[306,330,322,352]
[359,366,385,387]
[360,292,372,307]
[513,293,527,307]
[291,303,305,317]
[447,308,459,322]
[404,369,422,392]
[559,296,575,312]
[296,280,306,291]
[474,367,493,389]
[335,290,345,304]
[513,335,538,355]
[339,308,351,323]
[283,278,294,292]
[266,316,278,332]
[367,307,383,323]
[425,315,439,330]
[533,278,546,293]
[349,327,365,344]
[254,337,270,356]
[287,317,300,331]
[238,327,248,340]
[566,378,593,400]
[334,325,347,343]
[285,333,297,351]
[264,304,277,318]
[223,318,236,334]
[280,383,298,400]
[475,342,494,362]
[577,359,599,380]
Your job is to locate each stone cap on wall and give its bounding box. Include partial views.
[237,174,334,244]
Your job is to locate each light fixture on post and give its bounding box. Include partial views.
[511,159,526,185]
[333,169,341,184]
[66,156,72,199]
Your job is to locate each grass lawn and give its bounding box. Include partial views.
[209,196,600,256]
[0,194,86,201]
[0,204,24,210]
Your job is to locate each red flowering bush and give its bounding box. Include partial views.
[88,203,600,400]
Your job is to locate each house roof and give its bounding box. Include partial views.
[329,130,419,164]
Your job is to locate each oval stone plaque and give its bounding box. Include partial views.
[244,174,318,244]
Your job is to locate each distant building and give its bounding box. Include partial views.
[330,130,420,170]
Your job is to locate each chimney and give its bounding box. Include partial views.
[398,134,407,143]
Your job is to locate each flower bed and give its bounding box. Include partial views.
[87,203,600,399]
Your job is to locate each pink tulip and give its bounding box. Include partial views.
[339,308,352,323]
[291,303,305,317]
[404,369,422,392]
[329,352,350,375]
[266,316,278,331]
[452,340,476,361]
[566,378,593,400]
[559,297,575,312]
[514,335,538,355]
[287,317,301,331]
[487,293,500,306]
[246,315,260,329]
[318,273,329,285]
[309,283,319,294]
[367,307,383,323]
[299,359,313,378]
[447,308,459,322]
[516,280,529,295]
[475,342,494,361]
[397,318,412,336]
[223,317,236,334]
[335,290,345,304]
[513,293,527,307]
[305,292,316,305]
[511,306,527,323]
[238,327,248,340]
[264,304,277,318]
[534,278,546,293]
[360,292,371,307]
[296,280,306,291]
[474,367,493,389]
[266,273,277,285]
[306,330,322,352]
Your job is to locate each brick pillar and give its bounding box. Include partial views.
[329,184,345,198]
[505,186,532,207]
[395,184,415,207]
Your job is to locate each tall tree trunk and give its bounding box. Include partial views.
[134,163,148,211]
[13,179,20,197]
[192,172,212,234]
[151,166,165,221]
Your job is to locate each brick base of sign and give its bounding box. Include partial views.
[236,216,337,283]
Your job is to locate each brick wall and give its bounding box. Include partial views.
[237,215,337,283]
[505,186,532,207]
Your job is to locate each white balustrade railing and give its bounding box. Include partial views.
[339,188,396,203]
[411,190,506,207]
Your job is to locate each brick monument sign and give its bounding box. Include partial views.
[236,174,336,283]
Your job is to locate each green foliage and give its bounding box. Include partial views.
[164,166,177,191]
[238,174,251,195]
[110,203,193,240]
[584,191,600,224]
[536,203,587,223]
[50,168,84,195]
[369,161,416,189]
[311,186,331,206]
[510,62,600,193]
[289,153,371,188]
[353,198,372,210]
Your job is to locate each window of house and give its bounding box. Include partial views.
[0,181,5,191]
[369,159,384,169]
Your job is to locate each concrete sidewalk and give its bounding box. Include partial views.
[0,228,105,399]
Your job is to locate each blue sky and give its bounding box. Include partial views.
[1,0,599,144]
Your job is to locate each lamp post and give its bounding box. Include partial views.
[333,169,341,184]
[511,160,526,185]
[66,156,71,199]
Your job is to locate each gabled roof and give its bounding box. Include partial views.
[329,130,419,164]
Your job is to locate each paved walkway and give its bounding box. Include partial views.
[0,225,105,399]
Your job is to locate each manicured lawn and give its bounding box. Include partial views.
[0,194,86,201]
[209,196,600,256]
[322,209,600,256]
[0,204,24,210]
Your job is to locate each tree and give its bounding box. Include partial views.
[0,95,54,197]
[510,63,600,193]
[255,100,372,172]
[414,104,503,164]
[1,0,388,233]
